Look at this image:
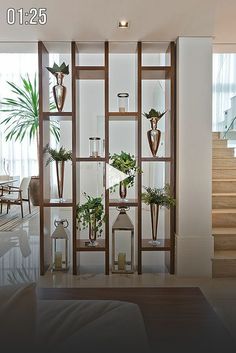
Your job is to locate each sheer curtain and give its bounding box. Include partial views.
[0,53,38,180]
[213,53,236,131]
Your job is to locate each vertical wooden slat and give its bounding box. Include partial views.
[137,42,142,274]
[105,41,110,275]
[170,41,176,274]
[38,41,49,275]
[71,41,77,275]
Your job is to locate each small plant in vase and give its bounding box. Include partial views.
[76,193,106,247]
[110,151,142,202]
[142,184,175,246]
[142,108,167,157]
[46,62,69,112]
[44,144,72,201]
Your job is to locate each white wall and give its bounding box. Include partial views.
[176,37,214,276]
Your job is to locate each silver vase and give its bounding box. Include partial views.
[53,72,66,112]
[149,203,160,245]
[147,118,161,157]
[55,160,65,201]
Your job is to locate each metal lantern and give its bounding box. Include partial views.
[51,219,70,271]
[112,207,134,273]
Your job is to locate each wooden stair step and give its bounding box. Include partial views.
[213,140,228,148]
[212,194,236,208]
[212,229,236,250]
[213,250,236,260]
[213,158,236,169]
[212,193,236,196]
[213,169,236,178]
[212,179,236,193]
[212,250,236,277]
[212,209,236,227]
[212,148,234,158]
[212,132,220,140]
[212,227,236,235]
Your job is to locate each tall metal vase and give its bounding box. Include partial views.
[88,216,98,246]
[55,161,65,201]
[149,203,160,245]
[147,118,161,157]
[53,72,66,112]
[119,181,127,201]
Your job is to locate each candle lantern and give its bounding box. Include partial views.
[51,219,70,271]
[117,93,129,112]
[112,207,134,273]
[89,137,101,158]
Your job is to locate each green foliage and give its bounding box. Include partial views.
[0,74,60,143]
[76,193,106,236]
[142,184,175,208]
[109,151,142,190]
[46,62,69,75]
[142,108,167,121]
[44,144,72,166]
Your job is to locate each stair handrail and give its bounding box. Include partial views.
[223,116,236,139]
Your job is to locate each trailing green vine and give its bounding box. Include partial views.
[76,193,106,236]
[109,151,142,192]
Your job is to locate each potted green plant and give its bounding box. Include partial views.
[44,144,72,201]
[0,74,59,205]
[142,108,167,157]
[76,193,106,246]
[46,62,69,112]
[110,151,141,201]
[142,184,175,245]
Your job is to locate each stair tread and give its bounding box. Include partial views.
[212,227,236,235]
[213,250,236,260]
[212,208,236,213]
[212,193,236,196]
[212,178,236,181]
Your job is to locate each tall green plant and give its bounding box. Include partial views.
[0,74,60,170]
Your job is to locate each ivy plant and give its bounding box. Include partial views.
[142,184,175,208]
[109,151,142,191]
[76,193,106,236]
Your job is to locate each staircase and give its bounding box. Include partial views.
[212,132,236,277]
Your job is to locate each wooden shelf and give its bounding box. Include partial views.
[109,112,139,121]
[76,239,105,251]
[141,157,172,162]
[142,66,171,80]
[109,199,138,207]
[141,239,171,251]
[76,66,105,80]
[43,199,73,207]
[76,157,105,162]
[43,112,72,121]
[39,41,176,276]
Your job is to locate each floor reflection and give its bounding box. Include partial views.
[0,208,40,286]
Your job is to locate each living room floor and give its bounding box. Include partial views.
[0,206,236,343]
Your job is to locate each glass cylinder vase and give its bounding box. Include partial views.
[89,137,101,158]
[117,93,129,112]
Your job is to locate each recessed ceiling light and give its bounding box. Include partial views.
[118,20,129,29]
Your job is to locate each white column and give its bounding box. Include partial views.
[176,37,214,276]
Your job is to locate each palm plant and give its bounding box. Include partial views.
[0,74,60,171]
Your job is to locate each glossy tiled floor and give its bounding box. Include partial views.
[0,207,236,341]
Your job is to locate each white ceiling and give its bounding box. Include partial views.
[0,0,236,44]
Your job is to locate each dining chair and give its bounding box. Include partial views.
[0,177,31,218]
